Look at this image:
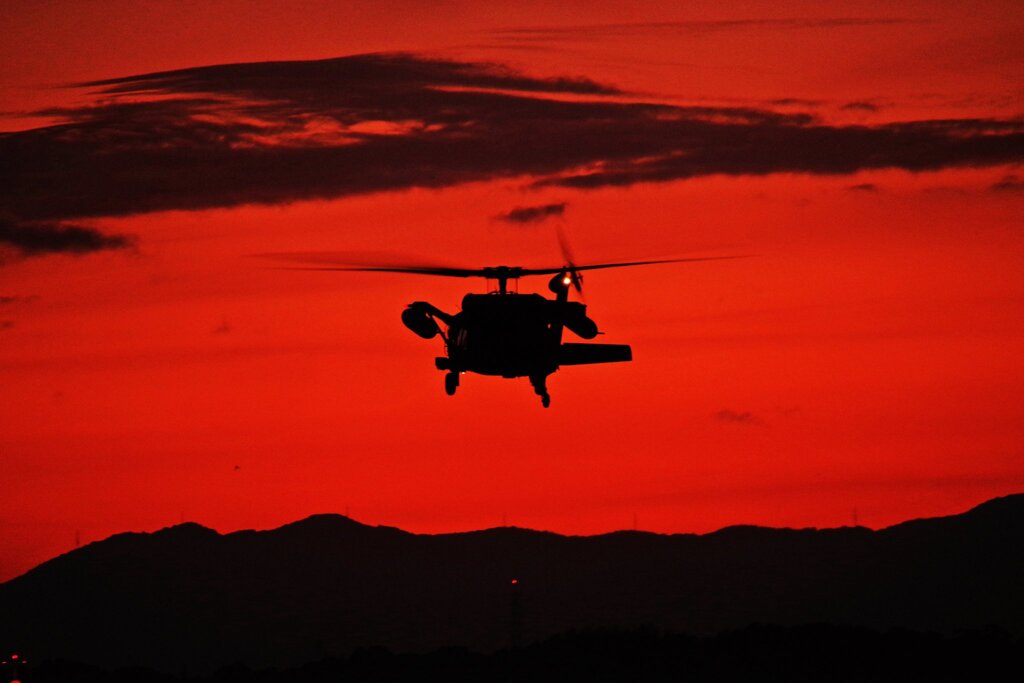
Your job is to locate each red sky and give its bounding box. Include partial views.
[2,0,1023,581]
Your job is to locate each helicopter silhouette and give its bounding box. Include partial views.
[281,247,736,407]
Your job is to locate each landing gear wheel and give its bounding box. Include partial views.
[444,372,459,396]
[529,374,551,408]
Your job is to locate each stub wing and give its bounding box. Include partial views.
[559,343,632,366]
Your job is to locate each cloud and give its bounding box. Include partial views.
[85,52,620,97]
[840,101,881,112]
[495,202,567,224]
[991,173,1024,192]
[715,409,761,425]
[769,98,824,107]
[212,316,232,335]
[485,18,925,42]
[0,295,38,305]
[0,215,134,256]
[1,52,1021,230]
[538,118,1024,190]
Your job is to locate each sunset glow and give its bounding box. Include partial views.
[1,0,1022,582]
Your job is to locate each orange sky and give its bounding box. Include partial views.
[2,0,1023,581]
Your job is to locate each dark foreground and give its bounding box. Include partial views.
[12,624,1019,683]
[5,495,1022,672]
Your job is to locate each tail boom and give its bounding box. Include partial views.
[559,343,632,366]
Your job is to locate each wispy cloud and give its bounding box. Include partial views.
[840,101,881,112]
[715,409,762,426]
[537,118,1024,190]
[486,17,926,42]
[495,202,567,224]
[848,183,879,192]
[769,98,825,107]
[991,173,1024,192]
[0,215,134,257]
[212,316,232,335]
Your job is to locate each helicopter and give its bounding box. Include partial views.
[280,250,736,407]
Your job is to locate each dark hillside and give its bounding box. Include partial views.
[2,494,1021,672]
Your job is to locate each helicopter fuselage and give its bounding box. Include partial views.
[402,283,631,406]
[448,293,562,378]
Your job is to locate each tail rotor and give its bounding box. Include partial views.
[555,224,584,298]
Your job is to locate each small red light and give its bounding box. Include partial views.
[511,579,518,584]
[10,655,17,660]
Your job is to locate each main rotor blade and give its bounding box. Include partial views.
[257,251,745,278]
[517,255,746,276]
[283,265,485,277]
[255,252,487,277]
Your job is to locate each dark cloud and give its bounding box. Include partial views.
[0,215,134,256]
[213,316,232,335]
[715,409,761,425]
[769,98,824,107]
[495,202,567,224]
[0,294,38,305]
[84,52,620,97]
[991,174,1024,192]
[848,183,879,192]
[840,101,881,112]
[538,118,1024,190]
[1,52,1022,230]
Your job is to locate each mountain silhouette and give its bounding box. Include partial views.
[1,495,1021,672]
